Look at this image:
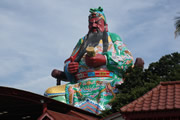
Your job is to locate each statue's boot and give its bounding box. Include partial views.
[44,84,66,103]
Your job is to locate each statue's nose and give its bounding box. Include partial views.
[92,23,97,27]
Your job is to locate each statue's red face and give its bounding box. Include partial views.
[88,17,105,33]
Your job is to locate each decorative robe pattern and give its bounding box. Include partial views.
[64,32,133,114]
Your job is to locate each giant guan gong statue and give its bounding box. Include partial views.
[45,7,134,114]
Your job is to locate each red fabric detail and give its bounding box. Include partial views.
[75,70,112,80]
[64,57,71,63]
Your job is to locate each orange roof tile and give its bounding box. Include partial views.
[120,81,180,113]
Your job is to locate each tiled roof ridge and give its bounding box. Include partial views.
[160,81,180,85]
[120,81,180,113]
[120,84,161,112]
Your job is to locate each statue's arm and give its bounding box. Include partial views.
[103,33,133,73]
[64,38,84,83]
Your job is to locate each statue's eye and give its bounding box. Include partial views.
[95,19,102,24]
[89,22,93,24]
[97,21,102,24]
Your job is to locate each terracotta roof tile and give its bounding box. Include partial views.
[175,89,180,93]
[127,107,134,112]
[175,104,180,108]
[175,91,180,95]
[159,96,166,101]
[142,106,150,111]
[175,97,180,100]
[175,84,180,87]
[150,106,157,110]
[120,81,180,113]
[166,104,174,109]
[136,102,143,107]
[160,85,167,90]
[143,102,150,107]
[158,105,166,110]
[159,96,166,100]
[175,95,180,99]
[144,100,151,104]
[134,107,142,112]
[159,102,165,106]
[168,85,175,88]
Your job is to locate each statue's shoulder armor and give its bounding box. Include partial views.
[75,36,86,47]
[77,37,84,45]
[72,36,85,51]
[109,32,122,42]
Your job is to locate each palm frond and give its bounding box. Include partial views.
[174,16,180,38]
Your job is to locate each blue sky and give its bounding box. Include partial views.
[0,0,180,95]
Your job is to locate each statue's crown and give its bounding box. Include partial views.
[89,6,107,23]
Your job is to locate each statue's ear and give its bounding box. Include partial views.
[105,24,108,32]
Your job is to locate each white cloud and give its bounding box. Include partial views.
[10,75,55,95]
[0,0,180,95]
[0,56,24,77]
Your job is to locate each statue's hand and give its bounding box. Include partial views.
[85,54,106,68]
[68,62,79,74]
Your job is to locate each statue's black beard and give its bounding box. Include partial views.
[86,30,104,47]
[74,29,109,62]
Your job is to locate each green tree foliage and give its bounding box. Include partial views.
[100,52,180,117]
